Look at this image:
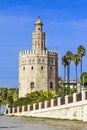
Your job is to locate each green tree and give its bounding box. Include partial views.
[0,96,3,104]
[70,88,76,94]
[58,77,64,96]
[58,86,76,97]
[13,89,18,101]
[7,95,14,107]
[42,91,57,101]
[13,91,57,107]
[77,45,86,76]
[0,87,18,105]
[80,72,87,88]
[13,97,27,107]
[73,54,80,88]
[1,88,8,100]
[8,88,18,102]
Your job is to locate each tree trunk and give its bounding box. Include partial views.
[68,65,70,94]
[64,66,66,85]
[64,66,66,94]
[67,66,68,85]
[76,64,77,92]
[67,65,70,94]
[81,58,82,76]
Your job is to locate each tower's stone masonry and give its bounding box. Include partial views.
[19,18,58,97]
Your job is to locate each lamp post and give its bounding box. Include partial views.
[83,76,84,87]
[81,76,85,93]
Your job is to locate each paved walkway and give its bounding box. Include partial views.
[0,116,87,130]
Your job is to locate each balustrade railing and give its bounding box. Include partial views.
[5,91,87,115]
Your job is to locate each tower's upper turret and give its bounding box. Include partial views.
[35,17,43,25]
[35,17,43,32]
[32,17,46,52]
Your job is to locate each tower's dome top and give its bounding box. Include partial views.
[35,17,43,25]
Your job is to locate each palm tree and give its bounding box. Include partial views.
[77,45,86,76]
[73,54,80,88]
[66,51,73,88]
[62,55,67,86]
[1,88,7,100]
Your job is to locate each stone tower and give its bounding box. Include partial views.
[19,17,58,98]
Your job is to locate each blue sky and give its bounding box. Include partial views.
[0,0,87,88]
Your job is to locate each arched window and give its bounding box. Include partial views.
[30,82,34,89]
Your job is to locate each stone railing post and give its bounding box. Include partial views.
[65,95,68,104]
[51,99,54,107]
[17,107,19,113]
[39,102,42,109]
[22,106,25,112]
[45,101,48,108]
[82,90,86,101]
[8,108,10,114]
[13,107,15,113]
[73,93,77,102]
[27,105,30,111]
[33,103,36,110]
[58,97,61,106]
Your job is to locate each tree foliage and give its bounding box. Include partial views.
[0,87,18,105]
[77,45,86,75]
[73,54,80,86]
[61,45,86,93]
[80,72,87,88]
[58,86,76,97]
[13,91,57,107]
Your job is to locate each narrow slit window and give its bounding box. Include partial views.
[41,66,43,70]
[31,66,34,70]
[23,67,25,70]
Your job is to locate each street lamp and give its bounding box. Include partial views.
[81,76,85,93]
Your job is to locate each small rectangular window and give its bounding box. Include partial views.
[31,66,34,70]
[23,67,25,70]
[52,60,53,64]
[41,66,43,70]
[38,28,40,30]
[50,66,52,70]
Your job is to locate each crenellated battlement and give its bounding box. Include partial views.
[47,50,57,56]
[19,49,57,57]
[19,50,32,56]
